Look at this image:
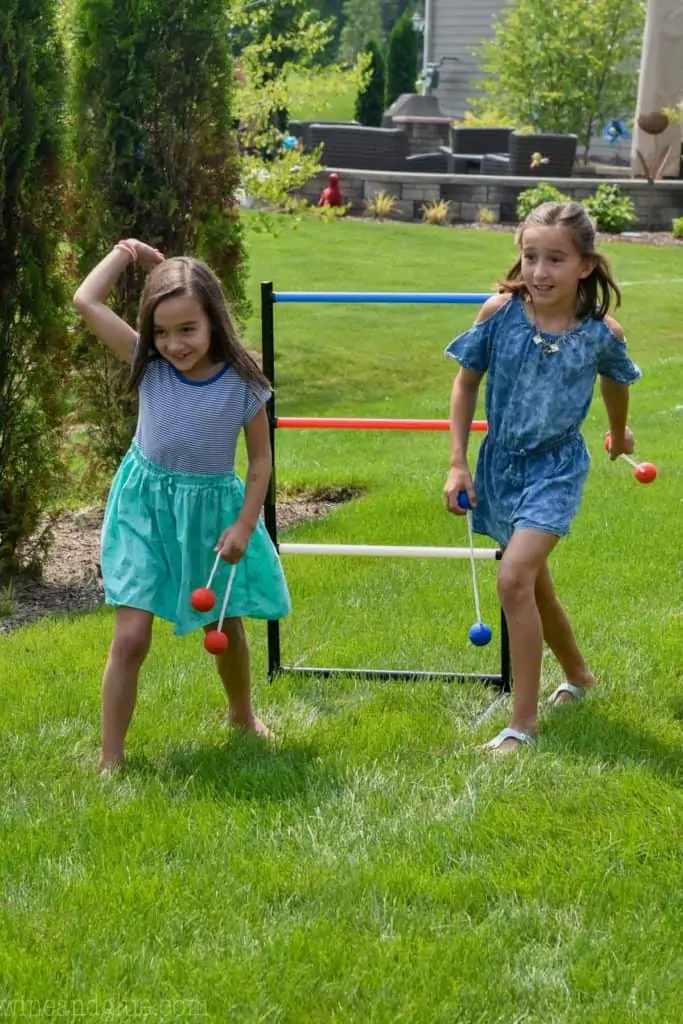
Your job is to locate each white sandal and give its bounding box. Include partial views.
[482,727,536,751]
[547,681,588,706]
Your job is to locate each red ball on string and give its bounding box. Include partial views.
[635,461,657,484]
[191,587,215,612]
[204,630,228,655]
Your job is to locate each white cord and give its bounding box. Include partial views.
[466,510,483,624]
[206,551,222,590]
[620,453,639,469]
[217,564,238,632]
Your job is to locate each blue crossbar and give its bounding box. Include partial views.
[273,291,493,304]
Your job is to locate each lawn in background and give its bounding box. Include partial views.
[287,69,356,123]
[1,218,681,1023]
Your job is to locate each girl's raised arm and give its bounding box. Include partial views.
[73,240,163,363]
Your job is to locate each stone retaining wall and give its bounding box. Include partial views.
[298,168,683,231]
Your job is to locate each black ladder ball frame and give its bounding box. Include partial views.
[260,281,511,692]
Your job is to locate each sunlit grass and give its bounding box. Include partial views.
[1,218,681,1022]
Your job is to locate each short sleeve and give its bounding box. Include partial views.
[444,320,491,372]
[597,326,642,385]
[243,379,272,425]
[445,298,512,372]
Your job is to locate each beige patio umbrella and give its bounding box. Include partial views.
[631,0,683,178]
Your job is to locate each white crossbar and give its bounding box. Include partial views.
[278,543,498,559]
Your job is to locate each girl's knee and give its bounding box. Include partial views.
[110,614,153,665]
[205,616,246,644]
[497,564,535,606]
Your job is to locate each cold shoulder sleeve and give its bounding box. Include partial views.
[444,297,509,373]
[596,323,642,385]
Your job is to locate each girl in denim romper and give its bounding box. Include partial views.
[444,202,641,754]
[74,240,290,771]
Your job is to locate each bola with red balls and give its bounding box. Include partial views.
[604,432,658,484]
[191,587,216,612]
[635,461,657,484]
[204,630,229,655]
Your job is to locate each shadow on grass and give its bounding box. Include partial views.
[127,734,341,803]
[543,706,682,783]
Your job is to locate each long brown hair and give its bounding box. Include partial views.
[499,201,621,319]
[129,257,269,391]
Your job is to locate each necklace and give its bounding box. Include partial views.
[529,303,578,356]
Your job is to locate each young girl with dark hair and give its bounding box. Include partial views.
[74,239,290,771]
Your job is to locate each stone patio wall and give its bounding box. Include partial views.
[297,169,683,231]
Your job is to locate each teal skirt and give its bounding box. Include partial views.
[101,444,291,636]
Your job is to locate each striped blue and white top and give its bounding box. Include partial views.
[134,358,271,475]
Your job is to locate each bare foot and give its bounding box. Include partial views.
[548,673,596,706]
[228,712,273,740]
[99,755,125,776]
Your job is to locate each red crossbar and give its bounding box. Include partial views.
[275,417,488,431]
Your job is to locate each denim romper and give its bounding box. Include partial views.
[445,294,641,547]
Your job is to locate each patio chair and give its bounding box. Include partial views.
[306,123,410,171]
[288,120,359,149]
[481,132,578,177]
[405,151,450,173]
[444,126,515,173]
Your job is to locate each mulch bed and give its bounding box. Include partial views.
[0,494,347,636]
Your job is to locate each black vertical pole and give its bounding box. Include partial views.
[500,608,511,693]
[261,282,281,681]
[495,549,511,693]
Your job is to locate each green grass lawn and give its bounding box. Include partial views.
[287,69,356,123]
[1,219,682,1023]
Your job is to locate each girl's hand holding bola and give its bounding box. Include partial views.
[605,426,635,460]
[444,466,477,516]
[216,521,252,563]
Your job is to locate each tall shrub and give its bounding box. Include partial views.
[69,0,247,479]
[384,12,419,108]
[355,40,386,126]
[0,0,70,576]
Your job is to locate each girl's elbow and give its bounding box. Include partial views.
[249,453,272,476]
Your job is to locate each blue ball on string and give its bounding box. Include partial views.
[468,622,493,646]
[457,490,472,511]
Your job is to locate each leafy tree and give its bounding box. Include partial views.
[0,0,70,575]
[69,0,247,476]
[471,0,646,159]
[339,0,382,62]
[355,40,386,126]
[385,11,419,107]
[232,0,370,220]
[337,0,414,58]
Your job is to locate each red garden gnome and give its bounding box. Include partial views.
[318,172,344,208]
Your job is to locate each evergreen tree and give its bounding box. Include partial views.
[385,12,419,107]
[70,0,247,476]
[0,0,70,575]
[354,40,386,126]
